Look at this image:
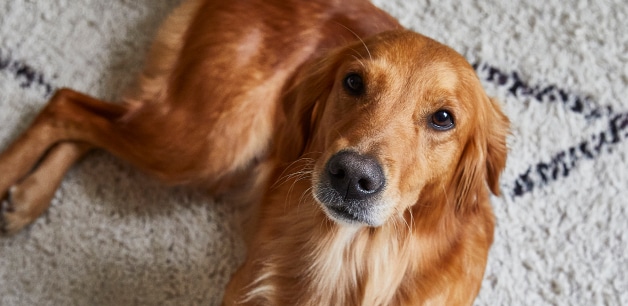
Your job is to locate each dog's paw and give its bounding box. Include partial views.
[1,191,17,235]
[1,186,36,235]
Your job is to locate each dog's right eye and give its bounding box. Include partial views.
[430,110,455,131]
[343,73,365,96]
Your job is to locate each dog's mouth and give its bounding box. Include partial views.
[326,204,364,223]
[313,150,388,227]
[320,199,384,226]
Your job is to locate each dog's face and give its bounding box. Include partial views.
[280,30,508,227]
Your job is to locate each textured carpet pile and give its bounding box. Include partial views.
[1,1,626,305]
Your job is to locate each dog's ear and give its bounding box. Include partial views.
[274,54,340,162]
[451,96,509,211]
[484,97,509,195]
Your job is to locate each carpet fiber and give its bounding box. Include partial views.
[1,1,626,305]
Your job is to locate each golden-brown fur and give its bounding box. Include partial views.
[0,0,509,305]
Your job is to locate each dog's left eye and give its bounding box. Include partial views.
[430,110,455,131]
[343,73,364,96]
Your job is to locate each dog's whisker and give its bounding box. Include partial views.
[271,158,315,189]
[287,177,313,207]
[277,168,313,187]
[441,184,452,208]
[284,172,313,210]
[275,156,314,176]
[400,209,412,232]
[331,127,346,141]
[407,206,415,230]
[278,159,318,212]
[391,207,408,233]
[334,21,372,61]
[388,212,400,234]
[299,151,324,158]
[349,53,368,71]
[298,187,314,209]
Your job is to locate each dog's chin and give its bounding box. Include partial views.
[313,191,387,227]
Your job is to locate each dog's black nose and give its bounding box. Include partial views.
[327,151,385,200]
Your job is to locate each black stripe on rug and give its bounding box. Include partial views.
[472,62,627,198]
[0,49,55,96]
[473,62,614,121]
[510,111,628,197]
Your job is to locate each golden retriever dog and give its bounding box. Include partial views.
[0,0,509,304]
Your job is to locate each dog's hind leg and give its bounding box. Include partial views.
[1,142,92,234]
[0,89,128,234]
[0,84,272,234]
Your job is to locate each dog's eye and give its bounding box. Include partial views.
[430,110,455,131]
[343,73,364,96]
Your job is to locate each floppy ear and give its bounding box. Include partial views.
[452,96,509,211]
[484,97,510,195]
[274,55,339,162]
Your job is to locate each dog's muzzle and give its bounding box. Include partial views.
[315,150,386,226]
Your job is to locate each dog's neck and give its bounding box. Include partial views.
[296,219,419,305]
[241,172,477,305]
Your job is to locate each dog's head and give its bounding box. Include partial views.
[278,30,509,227]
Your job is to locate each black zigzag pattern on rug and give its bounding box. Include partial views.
[510,111,628,197]
[474,62,627,198]
[1,48,625,199]
[473,62,615,121]
[0,49,55,96]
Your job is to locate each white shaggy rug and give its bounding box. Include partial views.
[1,1,626,305]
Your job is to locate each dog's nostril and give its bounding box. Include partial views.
[329,167,345,179]
[358,178,381,193]
[326,151,385,200]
